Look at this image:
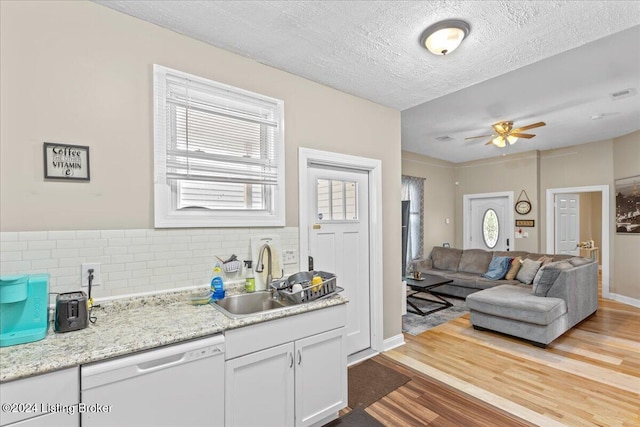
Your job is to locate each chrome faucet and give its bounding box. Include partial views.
[255,243,275,298]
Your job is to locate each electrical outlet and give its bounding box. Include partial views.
[81,263,101,287]
[282,250,298,265]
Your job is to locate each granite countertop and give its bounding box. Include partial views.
[0,286,347,382]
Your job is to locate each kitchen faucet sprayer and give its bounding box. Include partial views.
[255,243,275,297]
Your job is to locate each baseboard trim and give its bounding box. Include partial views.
[382,333,405,352]
[607,293,640,308]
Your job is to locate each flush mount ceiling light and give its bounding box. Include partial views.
[420,19,470,55]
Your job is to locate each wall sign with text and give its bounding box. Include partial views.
[43,143,90,181]
[515,219,535,227]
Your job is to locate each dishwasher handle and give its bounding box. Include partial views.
[82,335,225,391]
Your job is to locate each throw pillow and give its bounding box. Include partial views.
[538,255,553,265]
[516,258,543,285]
[532,256,554,284]
[533,261,574,296]
[481,256,512,280]
[505,256,523,280]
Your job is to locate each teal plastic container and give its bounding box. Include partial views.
[0,274,49,347]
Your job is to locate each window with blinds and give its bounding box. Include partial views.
[153,65,285,227]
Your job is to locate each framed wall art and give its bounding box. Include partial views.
[43,143,90,181]
[615,175,640,234]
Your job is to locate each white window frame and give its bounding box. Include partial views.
[153,65,285,228]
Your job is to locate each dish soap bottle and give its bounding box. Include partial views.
[244,260,255,293]
[211,264,226,301]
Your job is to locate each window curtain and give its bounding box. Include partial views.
[402,175,425,274]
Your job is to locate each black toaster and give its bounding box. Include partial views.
[54,291,88,333]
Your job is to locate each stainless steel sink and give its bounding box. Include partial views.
[212,291,291,318]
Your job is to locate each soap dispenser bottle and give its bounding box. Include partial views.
[244,261,255,293]
[211,264,226,301]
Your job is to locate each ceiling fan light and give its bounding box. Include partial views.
[507,135,518,144]
[421,20,470,56]
[492,136,506,148]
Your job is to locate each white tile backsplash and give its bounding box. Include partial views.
[0,227,300,298]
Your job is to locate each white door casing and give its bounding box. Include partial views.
[463,192,515,251]
[298,148,384,356]
[308,165,370,356]
[555,193,580,255]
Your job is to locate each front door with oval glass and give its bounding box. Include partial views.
[467,195,513,251]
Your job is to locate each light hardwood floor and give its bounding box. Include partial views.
[384,283,640,426]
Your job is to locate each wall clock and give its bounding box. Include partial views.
[515,190,532,215]
[515,200,532,215]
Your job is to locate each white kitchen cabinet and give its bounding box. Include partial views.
[0,367,79,427]
[225,342,295,427]
[295,328,346,427]
[225,304,347,427]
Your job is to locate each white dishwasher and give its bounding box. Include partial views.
[81,335,225,427]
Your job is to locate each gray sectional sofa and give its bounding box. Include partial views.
[411,246,599,347]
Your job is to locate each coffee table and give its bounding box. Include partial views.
[405,274,453,316]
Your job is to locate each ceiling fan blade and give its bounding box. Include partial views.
[510,133,535,139]
[465,134,495,140]
[513,121,546,132]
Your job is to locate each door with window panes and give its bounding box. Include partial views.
[308,165,370,356]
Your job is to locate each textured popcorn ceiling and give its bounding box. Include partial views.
[93,1,640,162]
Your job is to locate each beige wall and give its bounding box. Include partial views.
[454,152,540,252]
[401,151,456,256]
[0,2,403,338]
[613,131,640,299]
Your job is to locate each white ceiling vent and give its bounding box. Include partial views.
[435,136,454,142]
[610,88,637,101]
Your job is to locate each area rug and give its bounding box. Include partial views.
[323,408,384,427]
[347,359,410,409]
[402,295,469,336]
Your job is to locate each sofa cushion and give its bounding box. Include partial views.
[458,249,493,275]
[466,285,567,326]
[443,272,479,289]
[424,269,450,279]
[430,247,462,271]
[481,256,512,280]
[476,277,521,290]
[516,258,542,285]
[533,261,574,296]
[505,256,523,280]
[568,256,593,267]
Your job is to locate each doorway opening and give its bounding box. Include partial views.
[546,185,610,297]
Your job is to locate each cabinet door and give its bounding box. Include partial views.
[225,342,295,427]
[0,368,78,427]
[294,328,347,427]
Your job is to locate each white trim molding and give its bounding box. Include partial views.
[382,334,406,352]
[298,148,384,354]
[545,185,610,297]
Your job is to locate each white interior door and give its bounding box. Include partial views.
[465,194,513,251]
[308,165,370,356]
[555,193,580,255]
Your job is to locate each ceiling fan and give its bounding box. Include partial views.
[465,121,546,147]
